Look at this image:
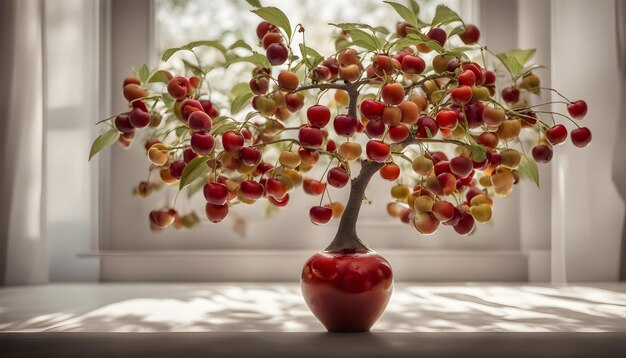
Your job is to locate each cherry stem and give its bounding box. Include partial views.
[252,138,299,147]
[538,87,573,103]
[533,110,581,129]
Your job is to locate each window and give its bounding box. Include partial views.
[101,0,541,282]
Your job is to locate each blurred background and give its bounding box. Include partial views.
[0,0,625,286]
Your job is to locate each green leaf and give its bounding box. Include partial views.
[182,59,205,76]
[148,70,171,84]
[230,92,254,115]
[449,25,466,38]
[134,65,150,83]
[187,177,207,198]
[507,49,536,66]
[231,82,251,97]
[349,28,381,51]
[89,129,119,161]
[245,0,262,8]
[183,40,227,54]
[384,1,419,27]
[404,30,445,53]
[161,41,227,62]
[299,43,324,69]
[179,156,210,190]
[410,0,420,15]
[212,122,239,136]
[161,47,180,62]
[431,5,464,27]
[468,145,487,163]
[518,155,540,188]
[229,39,252,51]
[329,22,389,35]
[516,64,545,80]
[252,6,292,39]
[496,52,523,78]
[161,93,174,108]
[225,52,270,67]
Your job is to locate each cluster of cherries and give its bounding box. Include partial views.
[105,15,591,236]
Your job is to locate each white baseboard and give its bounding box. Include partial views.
[85,250,529,282]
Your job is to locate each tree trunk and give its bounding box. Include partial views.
[325,82,384,252]
[325,160,384,252]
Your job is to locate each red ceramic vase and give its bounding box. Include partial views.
[301,248,393,332]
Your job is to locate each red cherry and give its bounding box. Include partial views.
[427,27,447,46]
[240,146,262,166]
[168,160,186,179]
[442,206,462,226]
[249,77,270,94]
[416,116,438,138]
[434,161,451,176]
[266,43,289,66]
[179,147,195,165]
[457,70,476,86]
[429,151,448,163]
[326,140,337,152]
[381,83,405,105]
[360,99,385,120]
[239,180,264,200]
[571,127,592,147]
[388,124,410,143]
[203,182,228,205]
[401,55,426,74]
[188,111,212,133]
[333,115,358,136]
[501,87,520,104]
[129,108,150,128]
[327,167,350,188]
[459,24,480,44]
[190,132,215,155]
[322,58,339,78]
[366,140,390,163]
[365,120,386,138]
[256,21,277,39]
[307,105,331,128]
[449,156,473,178]
[262,32,282,50]
[465,186,482,203]
[546,124,568,145]
[451,85,473,105]
[205,202,229,223]
[268,193,290,207]
[266,178,288,200]
[567,100,588,119]
[298,125,324,149]
[532,144,553,163]
[461,63,484,85]
[222,130,245,153]
[180,99,204,121]
[149,209,176,228]
[483,70,496,86]
[167,76,190,100]
[303,178,326,196]
[380,163,400,181]
[115,114,134,133]
[454,212,475,235]
[432,201,455,222]
[309,206,333,225]
[435,110,458,130]
[313,66,331,81]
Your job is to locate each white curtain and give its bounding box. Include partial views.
[616,0,626,280]
[0,0,47,285]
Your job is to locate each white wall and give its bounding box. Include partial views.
[550,0,624,281]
